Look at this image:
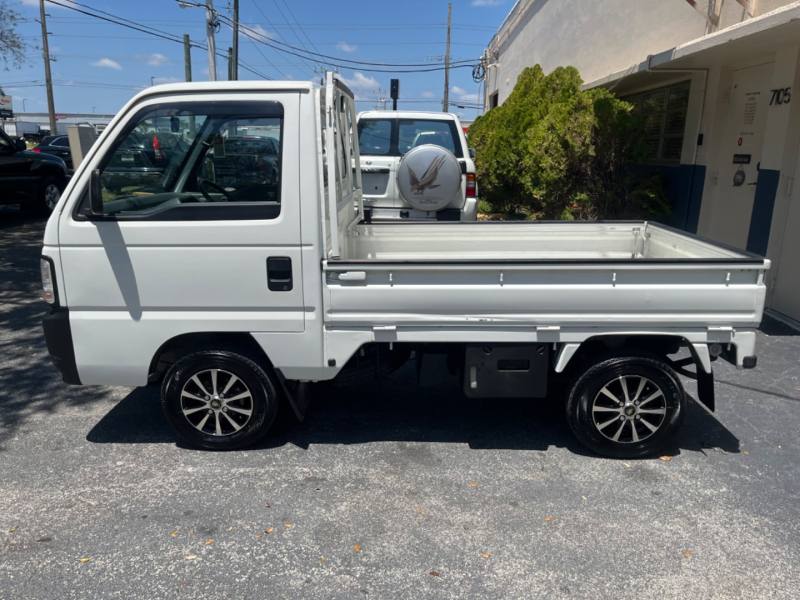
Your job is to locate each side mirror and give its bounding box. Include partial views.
[469,148,476,160]
[15,139,26,152]
[89,169,104,216]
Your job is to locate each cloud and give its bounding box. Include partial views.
[91,57,122,71]
[20,0,75,8]
[153,76,181,84]
[471,0,504,6]
[336,42,357,53]
[240,23,273,40]
[420,91,435,98]
[337,72,380,100]
[146,53,169,66]
[451,85,480,103]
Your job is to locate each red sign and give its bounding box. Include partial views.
[56,114,67,120]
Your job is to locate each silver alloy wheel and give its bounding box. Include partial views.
[180,368,254,436]
[44,183,61,211]
[591,375,667,444]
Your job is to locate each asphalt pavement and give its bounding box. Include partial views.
[2,205,800,599]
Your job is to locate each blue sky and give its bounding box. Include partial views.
[4,0,513,118]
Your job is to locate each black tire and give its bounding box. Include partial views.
[161,349,279,450]
[566,352,685,458]
[34,176,64,216]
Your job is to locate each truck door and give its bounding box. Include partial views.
[58,93,304,385]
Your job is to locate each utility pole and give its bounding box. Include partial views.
[205,0,218,81]
[184,34,193,82]
[227,47,234,81]
[231,0,239,80]
[39,0,57,135]
[442,2,451,113]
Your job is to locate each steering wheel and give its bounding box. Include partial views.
[198,179,234,202]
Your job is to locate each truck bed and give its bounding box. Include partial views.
[324,221,770,329]
[345,221,751,261]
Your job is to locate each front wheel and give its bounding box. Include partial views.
[566,353,685,458]
[161,349,279,450]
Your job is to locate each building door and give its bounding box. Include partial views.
[771,143,800,322]
[707,63,774,249]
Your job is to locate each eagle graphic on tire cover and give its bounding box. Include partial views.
[408,155,445,195]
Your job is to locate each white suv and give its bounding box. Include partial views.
[357,111,478,221]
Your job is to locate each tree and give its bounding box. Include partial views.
[470,65,670,220]
[0,0,31,71]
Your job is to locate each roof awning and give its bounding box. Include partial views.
[584,3,800,94]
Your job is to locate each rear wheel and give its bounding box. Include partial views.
[566,353,685,458]
[34,176,63,216]
[161,349,279,450]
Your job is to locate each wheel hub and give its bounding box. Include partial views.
[591,375,667,444]
[179,369,254,436]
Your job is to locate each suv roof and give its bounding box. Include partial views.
[357,111,460,122]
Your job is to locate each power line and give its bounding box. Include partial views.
[217,13,478,72]
[249,0,318,78]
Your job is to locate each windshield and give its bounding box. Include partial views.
[95,100,283,216]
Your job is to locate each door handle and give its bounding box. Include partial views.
[338,271,366,281]
[267,256,293,291]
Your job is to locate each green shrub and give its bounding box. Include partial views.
[470,65,670,220]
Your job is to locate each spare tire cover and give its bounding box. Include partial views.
[397,144,462,211]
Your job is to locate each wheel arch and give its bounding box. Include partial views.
[148,332,273,385]
[556,334,688,377]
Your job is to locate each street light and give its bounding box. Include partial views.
[179,0,218,81]
[151,76,155,87]
[21,98,26,112]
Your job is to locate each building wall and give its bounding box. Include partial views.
[485,0,795,107]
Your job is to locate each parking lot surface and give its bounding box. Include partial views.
[2,206,800,599]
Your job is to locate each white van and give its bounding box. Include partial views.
[40,74,769,458]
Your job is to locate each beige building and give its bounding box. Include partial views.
[483,0,800,325]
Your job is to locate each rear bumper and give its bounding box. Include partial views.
[42,308,81,385]
[365,200,478,222]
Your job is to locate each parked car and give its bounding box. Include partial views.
[41,75,768,458]
[33,135,74,170]
[357,110,478,221]
[0,128,69,215]
[103,131,190,193]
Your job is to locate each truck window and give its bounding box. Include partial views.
[86,100,284,219]
[398,119,462,158]
[358,119,392,156]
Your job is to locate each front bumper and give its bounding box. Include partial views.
[42,308,81,385]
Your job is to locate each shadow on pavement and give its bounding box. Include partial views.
[87,364,740,458]
[0,207,113,449]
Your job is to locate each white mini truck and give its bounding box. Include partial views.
[41,75,769,458]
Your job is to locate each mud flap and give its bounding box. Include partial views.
[696,367,715,412]
[274,369,311,421]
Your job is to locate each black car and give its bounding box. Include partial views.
[32,134,74,170]
[0,128,69,216]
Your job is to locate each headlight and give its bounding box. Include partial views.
[41,257,56,305]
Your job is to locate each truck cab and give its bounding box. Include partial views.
[357,111,478,221]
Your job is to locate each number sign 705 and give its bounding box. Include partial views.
[770,88,791,105]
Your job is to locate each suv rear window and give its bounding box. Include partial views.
[358,119,392,156]
[357,118,463,158]
[398,119,461,157]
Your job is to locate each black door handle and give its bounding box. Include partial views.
[267,256,293,291]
